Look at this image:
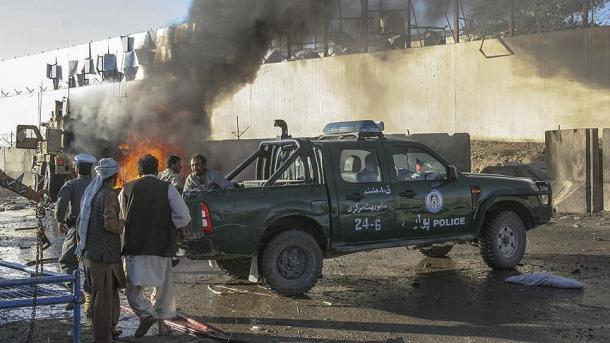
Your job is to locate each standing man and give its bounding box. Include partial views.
[183,154,233,194]
[159,155,183,193]
[76,158,125,343]
[55,153,95,310]
[120,154,191,337]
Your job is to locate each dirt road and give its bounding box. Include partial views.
[1,189,609,342]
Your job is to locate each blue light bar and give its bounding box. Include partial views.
[323,120,384,136]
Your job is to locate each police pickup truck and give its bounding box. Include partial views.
[182,120,552,296]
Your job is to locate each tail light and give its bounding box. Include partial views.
[200,203,213,234]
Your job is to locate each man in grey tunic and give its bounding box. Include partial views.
[183,154,233,194]
[55,153,95,309]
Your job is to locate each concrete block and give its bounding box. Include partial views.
[389,133,471,172]
[602,129,610,211]
[0,148,35,186]
[545,129,602,214]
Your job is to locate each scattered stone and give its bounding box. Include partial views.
[571,269,581,275]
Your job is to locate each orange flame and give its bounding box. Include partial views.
[115,139,184,187]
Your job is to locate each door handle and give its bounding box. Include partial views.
[345,193,364,202]
[399,190,417,198]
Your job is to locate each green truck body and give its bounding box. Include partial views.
[182,122,552,295]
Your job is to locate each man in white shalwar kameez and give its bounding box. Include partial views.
[119,154,191,337]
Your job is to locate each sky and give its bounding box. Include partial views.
[0,0,191,60]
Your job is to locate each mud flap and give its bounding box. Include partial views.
[248,254,259,283]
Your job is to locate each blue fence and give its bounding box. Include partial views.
[0,260,81,342]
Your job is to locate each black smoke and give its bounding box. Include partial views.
[71,0,326,156]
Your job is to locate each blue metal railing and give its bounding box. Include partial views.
[0,260,81,343]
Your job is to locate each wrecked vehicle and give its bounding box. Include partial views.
[14,98,75,201]
[182,120,552,296]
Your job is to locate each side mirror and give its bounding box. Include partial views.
[447,165,458,181]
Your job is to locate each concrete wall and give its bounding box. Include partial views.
[198,139,263,181]
[545,129,602,214]
[211,27,610,142]
[0,148,35,186]
[602,129,610,211]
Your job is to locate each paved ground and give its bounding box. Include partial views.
[1,189,609,342]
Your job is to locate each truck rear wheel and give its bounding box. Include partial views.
[216,258,252,280]
[419,245,453,258]
[260,230,322,296]
[479,211,526,269]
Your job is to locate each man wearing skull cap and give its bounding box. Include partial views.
[55,153,96,309]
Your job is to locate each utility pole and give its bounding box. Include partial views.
[361,0,369,52]
[582,0,590,27]
[405,0,412,48]
[509,0,515,36]
[453,0,460,43]
[231,116,250,140]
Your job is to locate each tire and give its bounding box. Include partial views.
[216,257,252,280]
[479,211,526,269]
[419,245,453,258]
[260,230,323,296]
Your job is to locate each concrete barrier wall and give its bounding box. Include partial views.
[0,148,35,186]
[602,129,610,211]
[545,129,602,214]
[198,139,263,181]
[210,27,610,142]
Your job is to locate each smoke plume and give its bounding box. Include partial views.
[70,0,326,158]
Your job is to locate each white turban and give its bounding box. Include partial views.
[75,158,119,256]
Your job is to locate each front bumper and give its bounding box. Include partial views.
[532,181,553,225]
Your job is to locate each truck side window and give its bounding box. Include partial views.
[340,149,381,183]
[393,148,447,181]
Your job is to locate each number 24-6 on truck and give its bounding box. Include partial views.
[181,120,552,296]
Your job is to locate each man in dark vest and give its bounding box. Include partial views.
[76,158,125,342]
[119,154,191,337]
[55,153,95,311]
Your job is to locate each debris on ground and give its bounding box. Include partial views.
[506,272,584,289]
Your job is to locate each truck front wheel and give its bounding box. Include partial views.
[260,230,322,296]
[479,211,526,269]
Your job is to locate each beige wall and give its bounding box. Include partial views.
[210,27,610,142]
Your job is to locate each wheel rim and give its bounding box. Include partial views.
[497,225,518,258]
[277,246,308,280]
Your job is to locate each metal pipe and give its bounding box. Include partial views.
[0,260,63,276]
[509,0,515,36]
[405,0,412,48]
[453,0,460,43]
[263,148,302,187]
[72,269,81,343]
[225,149,262,181]
[0,295,75,309]
[0,275,75,288]
[361,0,369,52]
